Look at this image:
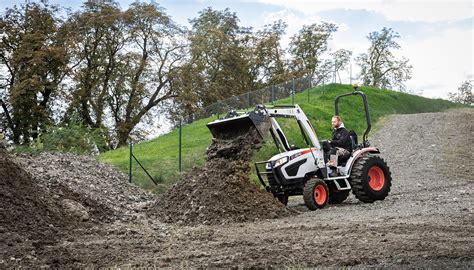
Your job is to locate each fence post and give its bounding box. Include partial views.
[129,143,132,183]
[178,119,182,172]
[271,85,274,105]
[292,79,295,105]
[247,92,251,108]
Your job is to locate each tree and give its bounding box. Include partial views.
[289,22,338,79]
[65,0,126,130]
[171,7,257,121]
[110,2,185,146]
[0,1,70,144]
[331,49,352,83]
[189,7,252,105]
[244,20,290,86]
[357,27,412,91]
[448,80,473,105]
[64,1,186,147]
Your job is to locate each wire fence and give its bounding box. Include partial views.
[184,76,313,124]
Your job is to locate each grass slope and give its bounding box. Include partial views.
[98,84,461,193]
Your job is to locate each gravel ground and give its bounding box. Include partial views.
[1,108,473,268]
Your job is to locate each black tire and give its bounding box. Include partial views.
[328,190,350,204]
[303,178,329,210]
[349,154,392,203]
[275,194,288,206]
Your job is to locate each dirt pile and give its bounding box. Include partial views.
[150,127,294,225]
[0,149,77,266]
[14,152,155,220]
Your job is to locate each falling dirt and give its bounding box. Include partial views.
[150,127,294,225]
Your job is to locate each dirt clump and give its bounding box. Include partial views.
[150,127,294,225]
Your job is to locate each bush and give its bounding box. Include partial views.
[40,119,110,155]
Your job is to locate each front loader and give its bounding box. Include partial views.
[206,88,392,210]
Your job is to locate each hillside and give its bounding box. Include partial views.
[98,84,461,193]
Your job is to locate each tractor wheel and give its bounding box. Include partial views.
[275,194,288,206]
[328,190,350,204]
[350,154,392,203]
[303,178,329,210]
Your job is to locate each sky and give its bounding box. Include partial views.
[1,0,473,99]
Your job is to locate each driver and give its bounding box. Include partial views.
[327,115,351,170]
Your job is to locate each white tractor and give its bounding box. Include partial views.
[207,89,392,210]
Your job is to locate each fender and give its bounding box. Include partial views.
[341,147,380,176]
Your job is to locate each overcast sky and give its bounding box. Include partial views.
[2,0,473,99]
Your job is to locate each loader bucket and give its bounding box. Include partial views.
[207,110,271,140]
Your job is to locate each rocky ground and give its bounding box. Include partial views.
[1,108,473,268]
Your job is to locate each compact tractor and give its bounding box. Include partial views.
[207,88,392,210]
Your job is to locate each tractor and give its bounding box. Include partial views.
[207,86,392,210]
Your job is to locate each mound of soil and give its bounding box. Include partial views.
[150,127,294,225]
[0,149,114,267]
[0,149,74,265]
[14,152,155,220]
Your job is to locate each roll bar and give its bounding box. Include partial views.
[334,90,371,146]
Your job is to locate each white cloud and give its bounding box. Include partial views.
[400,27,473,98]
[257,0,473,23]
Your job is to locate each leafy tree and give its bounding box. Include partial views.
[188,7,252,105]
[331,49,352,83]
[448,80,473,105]
[65,1,186,147]
[289,22,338,79]
[110,2,185,146]
[245,20,290,86]
[0,1,70,144]
[357,27,412,91]
[65,0,126,130]
[171,7,256,120]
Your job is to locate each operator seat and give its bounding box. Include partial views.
[339,130,357,166]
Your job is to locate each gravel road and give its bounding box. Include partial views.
[2,108,473,268]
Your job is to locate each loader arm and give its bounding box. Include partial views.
[266,105,321,150]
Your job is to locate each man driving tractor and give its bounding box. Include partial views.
[327,115,352,174]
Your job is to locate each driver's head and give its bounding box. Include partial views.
[331,115,341,129]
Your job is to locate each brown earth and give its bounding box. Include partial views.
[150,127,294,225]
[1,108,473,268]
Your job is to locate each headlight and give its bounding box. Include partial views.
[273,156,288,168]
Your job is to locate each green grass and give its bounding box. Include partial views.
[98,84,461,193]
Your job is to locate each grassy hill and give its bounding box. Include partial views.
[98,84,461,193]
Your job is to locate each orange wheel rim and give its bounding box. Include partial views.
[314,184,327,205]
[368,166,385,191]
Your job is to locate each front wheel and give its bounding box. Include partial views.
[303,178,329,210]
[350,154,392,203]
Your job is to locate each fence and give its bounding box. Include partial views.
[183,76,313,124]
[127,75,330,192]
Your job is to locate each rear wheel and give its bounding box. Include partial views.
[328,190,350,204]
[303,178,329,210]
[350,154,392,203]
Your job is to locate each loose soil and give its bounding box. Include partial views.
[1,108,473,268]
[150,127,294,225]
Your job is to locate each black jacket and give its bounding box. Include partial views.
[330,126,351,151]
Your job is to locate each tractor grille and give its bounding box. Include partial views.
[266,169,278,186]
